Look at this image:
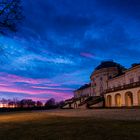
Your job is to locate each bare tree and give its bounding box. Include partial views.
[36,101,43,107]
[58,100,65,108]
[0,0,23,34]
[20,99,36,108]
[45,98,56,108]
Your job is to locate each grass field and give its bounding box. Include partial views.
[0,109,140,140]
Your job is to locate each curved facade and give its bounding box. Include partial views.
[90,61,124,96]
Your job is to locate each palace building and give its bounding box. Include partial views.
[105,63,140,107]
[62,61,140,109]
[74,83,93,98]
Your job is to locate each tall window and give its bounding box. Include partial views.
[129,78,134,84]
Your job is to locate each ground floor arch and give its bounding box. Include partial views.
[115,93,122,107]
[74,102,78,109]
[138,91,140,106]
[106,95,112,107]
[125,92,133,107]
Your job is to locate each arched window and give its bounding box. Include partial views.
[107,95,112,107]
[74,103,78,109]
[125,92,133,107]
[138,91,140,106]
[115,94,122,107]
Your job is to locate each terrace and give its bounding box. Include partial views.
[104,81,140,94]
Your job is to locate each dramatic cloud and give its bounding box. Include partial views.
[0,0,140,101]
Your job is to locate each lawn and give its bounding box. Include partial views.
[0,110,140,140]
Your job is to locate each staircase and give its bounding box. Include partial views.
[61,97,81,109]
[87,96,104,108]
[78,96,93,106]
[78,96,104,108]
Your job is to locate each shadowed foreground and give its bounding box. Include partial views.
[0,109,140,140]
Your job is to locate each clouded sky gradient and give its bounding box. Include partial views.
[0,0,140,101]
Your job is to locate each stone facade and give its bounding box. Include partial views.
[62,61,140,109]
[105,65,140,107]
[105,87,140,107]
[90,67,120,96]
[74,83,94,98]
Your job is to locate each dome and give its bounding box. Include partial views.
[95,61,126,71]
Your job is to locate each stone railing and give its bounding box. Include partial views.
[104,81,140,94]
[65,95,90,104]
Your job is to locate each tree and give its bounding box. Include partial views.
[8,100,15,108]
[0,0,23,34]
[36,101,43,107]
[58,101,65,108]
[0,98,9,107]
[20,99,36,108]
[45,98,56,108]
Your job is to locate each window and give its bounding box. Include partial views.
[130,78,134,84]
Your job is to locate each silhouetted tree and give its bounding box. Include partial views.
[45,98,56,108]
[0,98,9,107]
[0,0,23,34]
[58,101,65,108]
[20,99,36,108]
[8,100,15,107]
[36,101,43,107]
[0,98,20,108]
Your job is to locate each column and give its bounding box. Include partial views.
[121,91,125,107]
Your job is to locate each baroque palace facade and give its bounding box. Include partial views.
[62,61,140,109]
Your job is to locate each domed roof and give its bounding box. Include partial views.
[95,61,126,71]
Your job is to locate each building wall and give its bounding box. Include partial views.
[105,87,140,107]
[63,96,89,109]
[105,66,140,107]
[71,100,87,109]
[91,67,119,96]
[73,63,140,109]
[62,103,71,109]
[74,86,93,98]
[90,102,104,108]
[108,66,140,89]
[108,75,125,88]
[125,66,140,84]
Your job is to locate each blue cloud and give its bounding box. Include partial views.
[0,0,140,100]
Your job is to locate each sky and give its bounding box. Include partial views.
[0,0,140,102]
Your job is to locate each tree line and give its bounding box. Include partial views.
[0,1,66,111]
[0,98,65,110]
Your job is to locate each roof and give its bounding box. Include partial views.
[95,61,126,71]
[107,63,140,80]
[131,63,140,68]
[124,63,140,72]
[75,83,91,91]
[109,72,125,80]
